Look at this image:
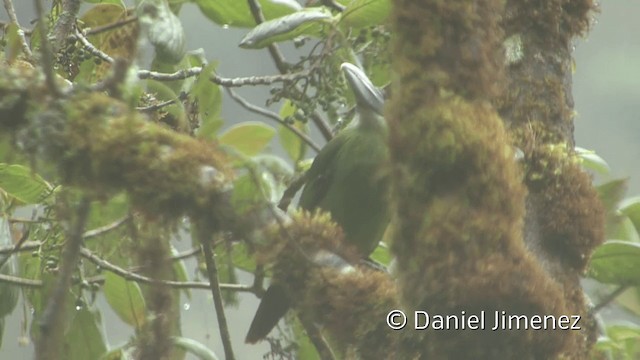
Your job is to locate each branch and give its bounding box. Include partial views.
[79,247,252,292]
[83,216,130,239]
[0,273,42,287]
[34,0,61,97]
[51,0,80,53]
[226,88,321,152]
[74,28,114,63]
[36,196,91,360]
[138,67,310,87]
[2,0,33,58]
[197,226,236,360]
[592,285,629,314]
[85,15,137,35]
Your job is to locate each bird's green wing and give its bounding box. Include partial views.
[299,131,350,211]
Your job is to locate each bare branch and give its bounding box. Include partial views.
[83,216,130,239]
[226,88,321,152]
[2,0,33,58]
[79,247,252,292]
[85,15,137,35]
[197,226,236,360]
[592,285,629,314]
[74,27,114,63]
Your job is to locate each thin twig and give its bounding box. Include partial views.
[85,15,137,35]
[83,215,130,239]
[138,67,311,87]
[2,0,33,58]
[0,241,41,255]
[34,0,61,97]
[0,227,28,269]
[196,225,236,360]
[226,88,321,152]
[79,247,251,292]
[0,273,42,287]
[74,27,114,63]
[592,285,629,313]
[36,196,91,360]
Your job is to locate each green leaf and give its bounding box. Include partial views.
[620,197,640,239]
[0,163,53,205]
[291,316,320,360]
[239,8,331,49]
[575,147,611,175]
[172,337,220,360]
[597,178,629,237]
[278,101,308,162]
[596,324,640,360]
[588,241,640,285]
[103,271,147,329]
[138,0,186,64]
[219,121,276,156]
[194,0,301,28]
[63,307,108,360]
[193,62,224,139]
[340,0,391,29]
[171,245,192,301]
[370,242,392,267]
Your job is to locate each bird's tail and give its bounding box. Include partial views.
[245,284,291,344]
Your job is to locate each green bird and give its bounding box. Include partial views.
[245,63,390,343]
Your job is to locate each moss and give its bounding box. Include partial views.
[504,0,596,44]
[53,92,231,219]
[523,142,604,270]
[386,0,597,358]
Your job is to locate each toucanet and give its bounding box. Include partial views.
[245,63,390,343]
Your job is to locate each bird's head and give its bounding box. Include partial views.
[341,63,386,130]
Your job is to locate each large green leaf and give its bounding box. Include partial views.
[339,0,391,29]
[588,241,640,285]
[596,324,640,360]
[239,8,331,49]
[219,121,276,156]
[63,307,108,360]
[576,147,611,175]
[138,0,186,64]
[194,0,301,28]
[103,271,147,329]
[620,197,640,239]
[0,163,53,205]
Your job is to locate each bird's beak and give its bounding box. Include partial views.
[341,63,385,116]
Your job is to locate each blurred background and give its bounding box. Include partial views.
[1,1,639,359]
